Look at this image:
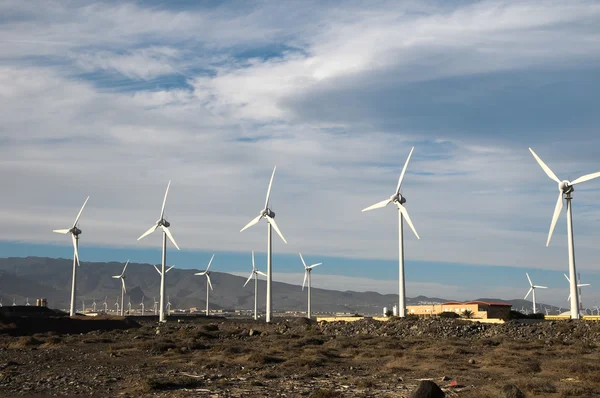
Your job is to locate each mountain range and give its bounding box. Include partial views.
[0,257,561,315]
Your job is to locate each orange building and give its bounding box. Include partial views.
[406,301,512,319]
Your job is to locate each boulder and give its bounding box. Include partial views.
[409,380,445,398]
[501,384,525,398]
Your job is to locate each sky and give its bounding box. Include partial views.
[1,0,600,308]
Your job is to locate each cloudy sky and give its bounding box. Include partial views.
[1,0,600,308]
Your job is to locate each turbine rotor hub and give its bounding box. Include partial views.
[160,219,171,228]
[72,227,82,236]
[391,193,407,205]
[265,208,275,218]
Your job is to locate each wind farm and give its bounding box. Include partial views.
[2,1,600,396]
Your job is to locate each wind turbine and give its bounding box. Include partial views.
[166,296,172,315]
[139,296,145,315]
[240,166,288,323]
[565,274,591,314]
[127,297,132,315]
[153,297,158,315]
[524,273,547,314]
[114,298,119,314]
[137,181,180,322]
[362,147,420,318]
[243,251,267,320]
[92,297,97,313]
[195,255,215,316]
[112,260,129,316]
[26,297,30,306]
[299,253,322,319]
[53,196,89,316]
[529,148,600,319]
[103,296,108,313]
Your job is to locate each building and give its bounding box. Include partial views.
[406,301,512,319]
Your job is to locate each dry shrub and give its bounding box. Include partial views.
[180,338,209,351]
[41,336,63,347]
[9,336,42,348]
[522,378,557,394]
[309,388,342,398]
[566,360,600,375]
[144,339,176,354]
[246,352,285,365]
[143,375,204,392]
[356,378,377,389]
[384,359,411,372]
[294,337,324,347]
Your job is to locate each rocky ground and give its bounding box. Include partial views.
[1,315,600,397]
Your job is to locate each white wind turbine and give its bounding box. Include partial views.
[26,297,30,306]
[299,253,322,319]
[53,196,89,316]
[81,300,84,313]
[240,166,288,323]
[12,298,15,306]
[103,296,108,313]
[127,297,132,314]
[166,296,172,315]
[114,297,119,314]
[139,296,145,315]
[195,255,215,316]
[362,147,420,318]
[243,251,267,320]
[92,297,97,313]
[137,181,180,322]
[153,297,158,315]
[529,148,600,319]
[564,274,591,314]
[112,260,129,316]
[524,273,547,314]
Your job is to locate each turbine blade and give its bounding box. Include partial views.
[251,250,255,270]
[526,272,533,286]
[206,274,213,291]
[53,229,70,234]
[399,205,420,239]
[308,263,322,269]
[535,285,548,289]
[243,272,254,287]
[121,260,129,276]
[578,283,591,287]
[299,252,307,268]
[153,264,161,275]
[546,191,563,247]
[161,226,180,250]
[524,288,533,300]
[567,293,571,301]
[121,278,126,295]
[361,199,390,212]
[571,172,600,186]
[564,273,570,283]
[240,215,262,232]
[256,271,267,277]
[302,271,307,291]
[396,146,415,194]
[206,254,215,271]
[194,271,206,276]
[111,275,120,279]
[138,224,158,241]
[160,180,171,221]
[529,148,560,183]
[265,166,276,210]
[166,265,175,273]
[72,234,80,266]
[73,196,90,228]
[266,216,287,244]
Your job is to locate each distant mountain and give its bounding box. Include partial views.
[0,257,560,315]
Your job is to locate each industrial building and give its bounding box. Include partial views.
[406,301,512,320]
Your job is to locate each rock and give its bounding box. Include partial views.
[468,359,476,364]
[501,384,525,398]
[409,380,445,398]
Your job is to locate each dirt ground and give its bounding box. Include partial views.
[0,316,599,397]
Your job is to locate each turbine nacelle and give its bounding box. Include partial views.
[391,193,406,205]
[559,180,573,194]
[71,227,82,236]
[158,219,171,228]
[261,208,275,219]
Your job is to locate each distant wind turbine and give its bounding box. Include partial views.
[103,296,108,313]
[92,297,97,313]
[137,181,180,322]
[299,253,322,319]
[362,147,420,318]
[114,297,119,314]
[166,296,172,315]
[243,251,267,320]
[529,148,600,319]
[524,273,547,314]
[240,166,288,323]
[52,196,89,316]
[153,297,158,315]
[127,297,132,315]
[565,274,590,313]
[195,255,215,316]
[112,260,129,316]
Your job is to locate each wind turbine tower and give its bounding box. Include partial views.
[140,296,145,315]
[112,260,129,316]
[362,147,420,317]
[565,274,591,315]
[103,296,108,313]
[92,297,97,313]
[138,181,180,322]
[240,167,288,323]
[243,251,267,320]
[53,196,89,316]
[195,255,215,316]
[524,273,547,314]
[529,148,600,319]
[299,253,322,319]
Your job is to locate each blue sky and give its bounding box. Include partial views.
[1,1,600,306]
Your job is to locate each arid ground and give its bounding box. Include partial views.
[1,315,600,397]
